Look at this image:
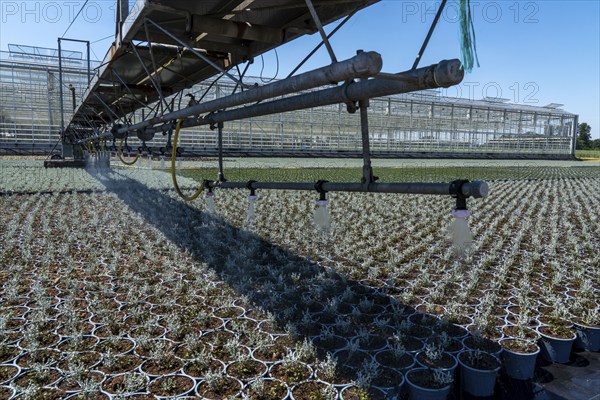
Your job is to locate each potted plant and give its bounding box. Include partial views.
[415,344,457,373]
[148,374,195,397]
[195,368,242,399]
[457,350,501,397]
[537,321,576,364]
[573,309,600,352]
[499,338,540,380]
[405,368,453,400]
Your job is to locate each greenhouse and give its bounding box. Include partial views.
[0,45,577,159]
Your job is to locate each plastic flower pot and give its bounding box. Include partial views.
[537,326,576,364]
[458,351,501,397]
[500,339,540,380]
[574,323,600,352]
[405,368,452,400]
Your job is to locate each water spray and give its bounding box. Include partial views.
[313,181,331,235]
[205,184,216,214]
[449,180,475,257]
[246,181,257,226]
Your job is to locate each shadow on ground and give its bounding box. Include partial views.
[90,167,595,400]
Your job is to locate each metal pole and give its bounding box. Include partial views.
[304,0,337,63]
[571,115,578,157]
[359,98,373,184]
[412,0,448,70]
[116,51,383,136]
[58,38,65,139]
[217,122,225,181]
[287,10,356,78]
[205,179,489,198]
[69,84,76,111]
[86,41,91,85]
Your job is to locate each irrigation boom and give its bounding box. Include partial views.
[50,0,488,251]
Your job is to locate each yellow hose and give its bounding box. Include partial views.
[117,137,140,166]
[172,118,203,201]
[85,142,96,154]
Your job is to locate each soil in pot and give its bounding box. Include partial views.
[270,362,312,385]
[371,366,403,389]
[57,351,101,370]
[102,373,148,395]
[336,349,372,368]
[406,368,453,400]
[141,357,184,375]
[58,370,104,392]
[183,357,224,378]
[340,385,386,400]
[148,375,195,397]
[57,335,99,352]
[463,336,502,355]
[292,380,337,400]
[98,354,143,374]
[0,345,21,363]
[13,368,61,387]
[196,375,242,399]
[374,350,414,370]
[95,337,135,355]
[227,358,268,381]
[503,325,540,341]
[0,365,19,383]
[245,378,288,399]
[415,351,457,371]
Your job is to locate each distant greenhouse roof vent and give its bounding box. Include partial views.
[543,103,564,109]
[481,97,510,103]
[7,44,83,65]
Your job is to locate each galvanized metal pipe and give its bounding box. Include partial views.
[116,51,383,135]
[146,59,464,135]
[206,180,489,198]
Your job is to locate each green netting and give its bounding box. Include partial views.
[459,0,480,73]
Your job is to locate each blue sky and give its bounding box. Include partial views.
[1,0,598,138]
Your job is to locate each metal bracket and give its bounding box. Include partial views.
[449,179,470,210]
[247,180,257,196]
[315,180,328,201]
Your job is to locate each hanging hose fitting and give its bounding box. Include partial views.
[315,180,329,201]
[449,179,469,210]
[247,180,257,197]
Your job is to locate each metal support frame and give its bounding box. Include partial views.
[129,43,170,112]
[53,2,493,204]
[145,18,248,89]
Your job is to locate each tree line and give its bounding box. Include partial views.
[576,123,600,150]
